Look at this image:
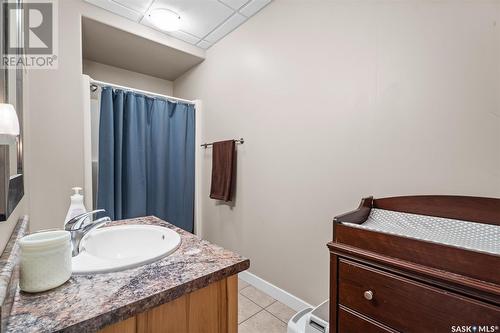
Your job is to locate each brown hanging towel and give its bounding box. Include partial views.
[210,140,236,202]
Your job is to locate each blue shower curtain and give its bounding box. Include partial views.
[97,87,195,232]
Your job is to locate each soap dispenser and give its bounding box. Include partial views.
[64,187,87,225]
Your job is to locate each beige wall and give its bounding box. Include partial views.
[83,60,174,96]
[174,0,500,304]
[26,0,200,232]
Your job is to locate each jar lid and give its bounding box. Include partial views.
[20,230,70,251]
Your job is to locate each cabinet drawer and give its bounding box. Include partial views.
[338,306,397,333]
[338,260,500,333]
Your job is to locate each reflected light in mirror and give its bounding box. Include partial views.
[0,103,20,136]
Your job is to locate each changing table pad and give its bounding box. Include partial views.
[343,209,500,255]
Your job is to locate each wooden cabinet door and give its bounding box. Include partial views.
[100,276,238,333]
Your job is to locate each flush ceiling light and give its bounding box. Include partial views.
[148,8,181,32]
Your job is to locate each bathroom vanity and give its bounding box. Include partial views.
[2,217,249,333]
[328,196,500,332]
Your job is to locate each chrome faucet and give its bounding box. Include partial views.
[64,209,111,256]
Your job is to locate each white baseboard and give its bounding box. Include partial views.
[238,271,313,312]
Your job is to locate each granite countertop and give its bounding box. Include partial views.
[0,217,29,333]
[5,217,250,333]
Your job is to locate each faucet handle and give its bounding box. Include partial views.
[81,216,111,233]
[65,209,105,231]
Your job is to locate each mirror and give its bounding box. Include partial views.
[0,0,24,221]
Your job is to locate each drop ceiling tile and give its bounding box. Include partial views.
[113,0,154,13]
[239,0,271,17]
[84,0,274,49]
[219,0,249,10]
[85,0,142,21]
[197,40,212,49]
[139,17,200,44]
[204,13,246,43]
[167,30,200,45]
[149,0,233,38]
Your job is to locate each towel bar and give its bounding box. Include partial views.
[201,138,244,149]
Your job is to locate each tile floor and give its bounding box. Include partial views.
[238,279,296,333]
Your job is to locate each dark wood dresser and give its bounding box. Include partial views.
[328,196,500,333]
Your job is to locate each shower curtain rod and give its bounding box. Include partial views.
[89,78,196,105]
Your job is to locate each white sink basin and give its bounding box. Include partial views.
[72,225,181,274]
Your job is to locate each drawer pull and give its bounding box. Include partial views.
[363,290,374,300]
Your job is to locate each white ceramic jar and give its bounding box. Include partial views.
[19,230,72,293]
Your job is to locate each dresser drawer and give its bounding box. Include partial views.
[338,260,500,333]
[338,306,397,333]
